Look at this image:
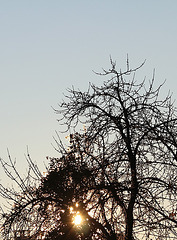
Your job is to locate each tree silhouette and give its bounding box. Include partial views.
[1,59,177,240]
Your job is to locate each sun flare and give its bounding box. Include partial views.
[73,213,82,225]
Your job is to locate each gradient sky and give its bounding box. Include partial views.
[0,1,177,183]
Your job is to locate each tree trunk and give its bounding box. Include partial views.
[125,158,138,240]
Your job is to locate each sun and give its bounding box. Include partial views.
[73,213,82,225]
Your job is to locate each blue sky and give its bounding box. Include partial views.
[0,1,177,181]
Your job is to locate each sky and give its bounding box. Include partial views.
[0,0,177,183]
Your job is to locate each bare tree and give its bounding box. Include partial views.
[56,59,177,239]
[1,59,177,240]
